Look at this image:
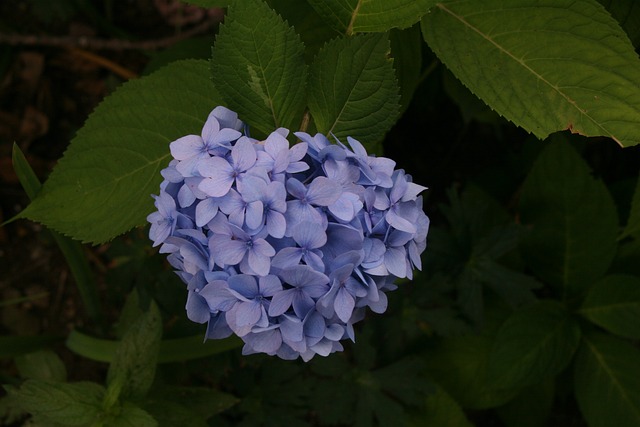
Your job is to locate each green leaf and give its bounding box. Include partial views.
[410,385,473,427]
[15,350,67,382]
[142,400,207,427]
[8,380,105,426]
[65,330,242,363]
[12,144,103,324]
[496,379,555,427]
[519,140,618,297]
[308,33,400,146]
[390,25,423,111]
[487,301,581,390]
[106,301,162,400]
[147,386,238,421]
[621,175,640,239]
[17,59,222,244]
[575,331,640,427]
[307,0,438,34]
[211,0,307,136]
[108,401,158,427]
[579,274,640,340]
[267,0,339,61]
[423,299,519,409]
[0,335,63,359]
[598,0,640,48]
[421,0,640,147]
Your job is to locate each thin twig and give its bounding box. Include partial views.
[69,48,138,79]
[0,19,216,51]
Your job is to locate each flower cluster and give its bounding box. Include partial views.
[148,106,429,361]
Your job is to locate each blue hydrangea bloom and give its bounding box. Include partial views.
[148,106,430,361]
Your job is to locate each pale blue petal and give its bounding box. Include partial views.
[170,134,202,160]
[186,291,210,324]
[306,177,341,206]
[248,250,271,276]
[271,247,303,270]
[235,300,262,327]
[266,211,286,238]
[245,201,264,230]
[195,198,219,227]
[384,246,408,278]
[286,178,307,199]
[228,274,258,298]
[386,208,417,234]
[231,137,257,172]
[269,289,294,316]
[258,275,282,297]
[292,222,327,249]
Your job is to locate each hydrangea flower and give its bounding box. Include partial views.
[148,106,430,361]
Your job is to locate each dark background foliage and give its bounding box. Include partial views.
[1,1,639,426]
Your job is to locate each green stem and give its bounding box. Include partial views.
[11,143,105,328]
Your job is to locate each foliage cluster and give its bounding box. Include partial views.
[2,0,640,426]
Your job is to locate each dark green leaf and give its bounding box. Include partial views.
[519,140,618,297]
[107,301,162,400]
[598,0,640,48]
[211,0,307,136]
[15,350,67,382]
[411,385,473,427]
[66,330,242,363]
[474,259,541,308]
[109,402,158,427]
[0,335,63,359]
[621,175,640,239]
[142,400,207,427]
[267,0,338,61]
[422,0,640,147]
[575,332,640,427]
[149,386,238,419]
[496,379,555,427]
[390,25,422,111]
[18,60,222,244]
[308,33,400,147]
[307,0,438,34]
[12,144,102,323]
[579,274,640,340]
[487,301,581,389]
[423,299,518,409]
[8,380,104,426]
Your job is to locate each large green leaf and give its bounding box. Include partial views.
[579,275,640,340]
[487,301,581,390]
[422,0,640,147]
[574,332,640,427]
[7,380,105,426]
[308,33,400,146]
[519,140,618,298]
[307,0,438,34]
[106,301,162,400]
[17,60,222,244]
[211,0,307,136]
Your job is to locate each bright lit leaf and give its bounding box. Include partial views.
[17,60,222,244]
[422,0,640,147]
